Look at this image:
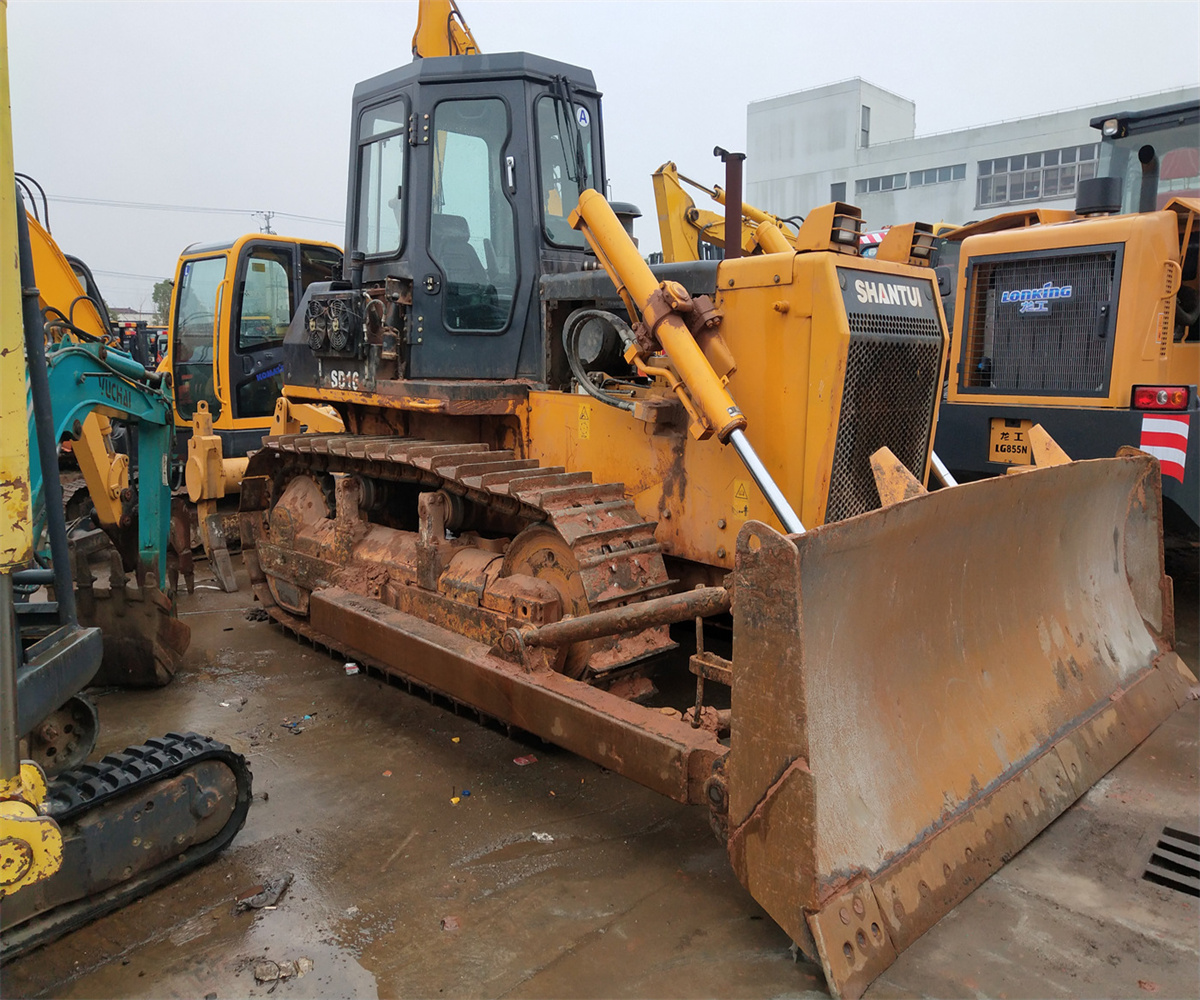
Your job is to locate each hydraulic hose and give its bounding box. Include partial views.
[17,187,77,627]
[562,308,637,412]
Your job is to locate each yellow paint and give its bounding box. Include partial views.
[525,246,943,569]
[164,233,342,436]
[412,1,480,59]
[651,161,803,263]
[988,418,1034,466]
[948,206,1199,410]
[731,479,751,519]
[0,763,64,896]
[1,1,33,568]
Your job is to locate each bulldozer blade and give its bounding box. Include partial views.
[725,454,1194,1000]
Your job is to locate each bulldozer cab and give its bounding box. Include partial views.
[167,234,342,457]
[346,52,603,379]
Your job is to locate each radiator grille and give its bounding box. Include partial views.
[961,250,1118,395]
[825,314,943,523]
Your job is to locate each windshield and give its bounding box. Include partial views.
[237,248,293,351]
[1098,119,1200,213]
[535,95,598,248]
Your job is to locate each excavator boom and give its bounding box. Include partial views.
[412,0,480,57]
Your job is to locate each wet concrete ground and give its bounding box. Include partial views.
[5,555,1198,1000]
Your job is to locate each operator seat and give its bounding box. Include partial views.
[429,213,503,330]
[430,213,489,286]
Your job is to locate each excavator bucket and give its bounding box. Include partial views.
[73,544,191,688]
[725,453,1193,999]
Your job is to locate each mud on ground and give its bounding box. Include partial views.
[5,556,1197,1000]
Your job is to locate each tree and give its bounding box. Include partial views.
[152,278,174,325]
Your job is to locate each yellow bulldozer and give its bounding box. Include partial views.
[230,4,1194,997]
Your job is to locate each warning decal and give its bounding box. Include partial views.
[732,479,751,519]
[578,403,591,440]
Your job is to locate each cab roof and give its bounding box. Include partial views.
[352,51,600,108]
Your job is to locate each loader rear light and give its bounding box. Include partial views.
[1132,385,1189,410]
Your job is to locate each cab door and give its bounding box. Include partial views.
[171,253,229,426]
[227,241,295,423]
[405,84,532,379]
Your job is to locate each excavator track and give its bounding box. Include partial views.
[242,433,676,679]
[1,732,253,962]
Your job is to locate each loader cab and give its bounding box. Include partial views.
[1091,100,1200,213]
[339,52,605,382]
[168,234,342,458]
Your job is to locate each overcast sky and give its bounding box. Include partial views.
[9,0,1199,311]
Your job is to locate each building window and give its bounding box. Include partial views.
[861,105,871,148]
[909,163,967,187]
[830,181,846,202]
[855,173,906,196]
[977,144,1098,208]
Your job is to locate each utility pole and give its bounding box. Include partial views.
[254,210,275,234]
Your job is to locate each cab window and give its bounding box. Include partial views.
[237,248,293,351]
[300,245,343,291]
[172,255,226,420]
[356,99,407,257]
[535,95,596,248]
[429,98,517,332]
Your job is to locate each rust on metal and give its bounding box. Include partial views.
[807,879,898,1000]
[688,650,733,686]
[869,446,927,506]
[282,377,529,416]
[725,454,1190,998]
[252,433,676,680]
[289,587,724,804]
[506,586,729,650]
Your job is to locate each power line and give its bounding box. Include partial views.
[91,269,170,281]
[46,194,342,228]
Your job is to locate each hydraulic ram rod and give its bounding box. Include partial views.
[571,190,805,536]
[729,429,805,534]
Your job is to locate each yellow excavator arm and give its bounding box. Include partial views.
[412,0,480,58]
[652,160,801,262]
[22,209,131,532]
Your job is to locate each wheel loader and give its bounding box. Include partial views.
[934,100,1199,538]
[234,16,1194,1000]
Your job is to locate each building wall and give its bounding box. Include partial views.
[746,81,1200,230]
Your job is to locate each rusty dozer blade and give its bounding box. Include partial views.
[725,453,1194,999]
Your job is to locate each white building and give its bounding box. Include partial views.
[746,80,1200,230]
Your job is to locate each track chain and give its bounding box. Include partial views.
[259,433,675,618]
[46,731,251,821]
